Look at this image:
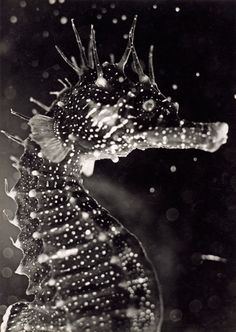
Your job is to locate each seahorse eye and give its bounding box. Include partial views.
[142,99,156,112]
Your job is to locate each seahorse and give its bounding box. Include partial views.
[1,17,228,332]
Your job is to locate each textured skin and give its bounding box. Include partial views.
[3,139,162,332]
[1,19,228,332]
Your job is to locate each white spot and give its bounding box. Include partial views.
[60,16,68,24]
[110,256,120,264]
[28,189,37,198]
[175,7,180,12]
[121,15,127,21]
[196,72,200,77]
[153,4,157,9]
[30,212,37,219]
[95,77,107,88]
[200,254,227,263]
[57,101,64,107]
[172,84,178,90]
[112,18,118,24]
[149,187,155,193]
[82,212,89,220]
[10,16,18,24]
[48,278,56,286]
[170,165,177,172]
[98,232,107,241]
[38,254,49,264]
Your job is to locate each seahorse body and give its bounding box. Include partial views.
[1,17,228,332]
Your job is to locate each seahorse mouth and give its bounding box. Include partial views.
[138,121,229,153]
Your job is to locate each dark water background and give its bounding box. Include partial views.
[0,0,235,331]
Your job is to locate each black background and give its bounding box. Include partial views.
[0,0,235,331]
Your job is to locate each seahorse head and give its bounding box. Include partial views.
[29,17,228,171]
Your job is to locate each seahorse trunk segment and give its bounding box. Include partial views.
[1,17,228,332]
[2,139,162,332]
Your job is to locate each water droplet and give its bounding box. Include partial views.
[123,34,128,40]
[233,94,236,99]
[58,0,65,3]
[49,0,56,4]
[60,16,68,24]
[53,9,59,16]
[97,14,102,20]
[3,247,14,259]
[43,31,49,38]
[10,16,18,24]
[170,165,176,172]
[169,308,182,322]
[149,187,155,193]
[175,7,180,12]
[2,267,12,278]
[193,157,198,162]
[112,18,118,24]
[121,15,127,21]
[20,1,27,8]
[42,71,49,79]
[196,72,200,77]
[153,4,158,9]
[172,84,178,90]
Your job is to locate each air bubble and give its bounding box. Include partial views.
[3,247,14,259]
[42,71,49,79]
[121,15,127,21]
[43,31,49,38]
[170,165,176,172]
[20,1,27,8]
[175,7,180,12]
[49,0,56,4]
[1,267,12,278]
[97,14,102,20]
[149,187,155,193]
[172,84,178,90]
[10,16,18,24]
[153,4,157,9]
[112,18,118,24]
[196,72,200,77]
[123,34,128,40]
[60,16,68,24]
[169,308,182,322]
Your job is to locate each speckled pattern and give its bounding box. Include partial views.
[0,12,230,332]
